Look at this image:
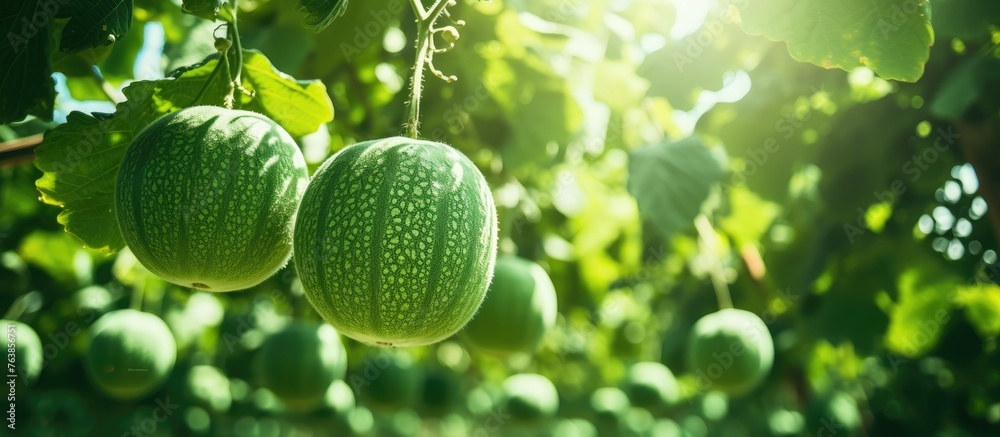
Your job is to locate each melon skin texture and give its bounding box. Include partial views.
[253,322,348,412]
[462,256,557,354]
[686,308,774,396]
[85,309,177,400]
[1,320,43,387]
[115,106,309,292]
[294,137,498,347]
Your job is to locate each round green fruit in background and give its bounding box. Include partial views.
[686,308,774,396]
[85,309,177,400]
[804,391,861,437]
[185,365,231,413]
[294,137,498,347]
[253,321,348,412]
[502,373,559,423]
[115,105,309,292]
[590,386,631,430]
[1,320,43,387]
[461,256,557,354]
[621,362,681,409]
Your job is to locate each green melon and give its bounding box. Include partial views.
[502,373,559,423]
[294,137,498,347]
[686,308,774,396]
[621,362,681,409]
[461,256,557,354]
[85,309,177,400]
[253,321,348,412]
[115,105,309,292]
[1,320,43,387]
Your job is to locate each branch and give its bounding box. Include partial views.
[695,214,734,310]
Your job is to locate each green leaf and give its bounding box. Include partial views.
[34,50,334,253]
[627,136,724,239]
[181,0,222,21]
[883,266,959,358]
[930,56,1000,120]
[238,50,335,136]
[17,230,94,289]
[953,284,1000,339]
[1,0,56,123]
[298,0,349,32]
[59,0,133,53]
[637,22,757,111]
[737,0,933,82]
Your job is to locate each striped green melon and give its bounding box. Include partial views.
[294,137,498,347]
[253,321,348,412]
[115,106,309,292]
[461,256,557,354]
[85,309,177,400]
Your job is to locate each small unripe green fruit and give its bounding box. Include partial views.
[294,137,498,347]
[1,320,43,387]
[462,256,557,354]
[621,362,680,408]
[502,373,559,423]
[686,308,774,396]
[590,386,630,429]
[85,309,177,400]
[115,105,309,292]
[358,352,422,410]
[253,322,348,412]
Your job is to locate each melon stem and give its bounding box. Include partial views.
[695,214,734,310]
[405,0,456,138]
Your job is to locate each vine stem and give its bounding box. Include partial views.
[405,0,453,138]
[694,214,734,310]
[90,66,124,104]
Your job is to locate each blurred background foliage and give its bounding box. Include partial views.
[2,0,1000,436]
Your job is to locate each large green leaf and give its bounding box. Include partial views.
[60,0,133,53]
[627,136,724,239]
[34,50,334,253]
[1,0,56,123]
[737,0,933,82]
